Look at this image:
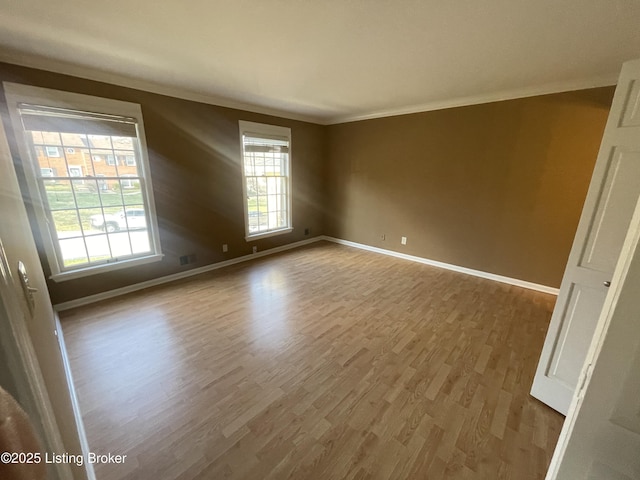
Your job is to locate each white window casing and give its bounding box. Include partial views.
[45,146,60,157]
[4,82,163,281]
[239,120,293,241]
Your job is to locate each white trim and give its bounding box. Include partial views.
[545,143,640,480]
[54,237,323,311]
[545,204,637,479]
[55,235,559,312]
[45,145,61,157]
[50,253,164,282]
[238,120,292,240]
[0,51,324,124]
[245,227,293,242]
[322,236,560,295]
[0,53,617,126]
[544,58,640,478]
[326,74,618,125]
[54,314,96,480]
[3,82,147,117]
[239,121,292,139]
[3,82,164,279]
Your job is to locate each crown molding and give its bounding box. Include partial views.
[0,49,325,125]
[326,74,619,125]
[0,49,619,127]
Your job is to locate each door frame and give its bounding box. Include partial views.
[531,58,640,415]
[545,180,640,479]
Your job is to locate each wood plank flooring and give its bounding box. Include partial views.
[60,241,564,480]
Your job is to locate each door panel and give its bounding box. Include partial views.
[579,148,640,271]
[547,283,606,387]
[619,79,640,127]
[532,59,640,414]
[546,181,640,479]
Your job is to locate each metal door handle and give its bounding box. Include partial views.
[604,281,611,287]
[17,261,36,314]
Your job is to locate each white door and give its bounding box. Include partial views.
[531,58,640,414]
[0,238,70,480]
[545,188,640,480]
[0,112,92,479]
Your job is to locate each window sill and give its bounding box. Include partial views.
[50,253,164,282]
[245,227,293,242]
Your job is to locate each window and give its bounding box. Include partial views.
[239,121,292,240]
[96,174,108,191]
[45,146,60,157]
[120,174,137,189]
[125,155,136,166]
[68,166,83,177]
[4,83,163,281]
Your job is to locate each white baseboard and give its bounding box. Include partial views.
[54,236,324,311]
[321,236,560,295]
[55,234,559,311]
[54,314,96,480]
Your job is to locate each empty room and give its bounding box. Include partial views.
[1,2,640,480]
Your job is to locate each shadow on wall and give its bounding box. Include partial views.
[142,99,246,254]
[0,61,327,305]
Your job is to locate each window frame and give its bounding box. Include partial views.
[4,82,163,281]
[67,165,83,177]
[238,120,293,241]
[40,167,56,177]
[120,174,137,189]
[45,145,60,157]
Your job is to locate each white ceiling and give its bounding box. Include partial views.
[0,0,639,124]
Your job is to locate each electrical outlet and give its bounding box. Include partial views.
[304,227,310,236]
[222,244,228,253]
[252,246,258,254]
[401,236,407,245]
[381,234,386,241]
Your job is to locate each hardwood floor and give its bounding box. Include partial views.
[60,241,564,480]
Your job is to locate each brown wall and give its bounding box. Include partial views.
[326,88,615,288]
[0,63,326,304]
[0,60,615,299]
